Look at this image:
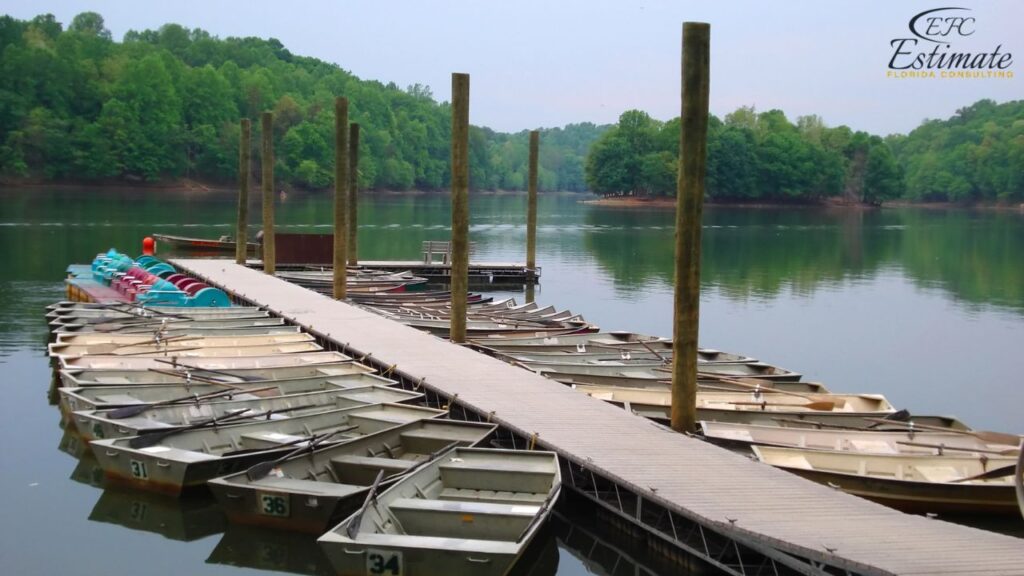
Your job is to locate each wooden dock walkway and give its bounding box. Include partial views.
[175,258,1024,576]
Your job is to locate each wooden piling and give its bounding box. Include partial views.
[526,130,539,271]
[333,97,349,299]
[235,118,251,265]
[347,123,360,266]
[261,112,275,274]
[671,22,710,434]
[450,73,470,343]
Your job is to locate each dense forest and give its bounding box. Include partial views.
[585,100,1023,203]
[1,13,1020,202]
[0,12,601,192]
[586,108,902,203]
[886,99,1024,202]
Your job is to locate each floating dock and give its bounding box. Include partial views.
[174,258,1024,576]
[285,261,539,285]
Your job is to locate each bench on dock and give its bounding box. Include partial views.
[421,241,477,265]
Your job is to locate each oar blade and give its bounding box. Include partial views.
[951,464,1017,483]
[107,404,149,419]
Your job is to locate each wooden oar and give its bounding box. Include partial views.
[147,368,240,387]
[127,408,251,447]
[697,372,844,407]
[729,400,837,411]
[66,337,198,355]
[769,417,865,430]
[222,424,359,456]
[127,403,321,448]
[895,440,1020,456]
[862,417,1022,446]
[951,464,1018,483]
[116,346,205,357]
[152,358,261,382]
[106,384,277,419]
[245,428,349,480]
[346,469,387,539]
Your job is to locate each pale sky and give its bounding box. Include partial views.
[4,0,1021,135]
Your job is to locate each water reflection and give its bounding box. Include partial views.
[550,504,704,576]
[90,487,227,542]
[207,524,335,576]
[2,189,1021,312]
[582,205,1024,311]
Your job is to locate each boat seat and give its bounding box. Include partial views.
[438,460,554,493]
[438,487,548,505]
[92,393,146,405]
[240,431,310,450]
[330,455,417,484]
[91,376,134,385]
[250,476,366,497]
[133,445,220,463]
[389,498,536,540]
[398,429,478,454]
[332,532,520,555]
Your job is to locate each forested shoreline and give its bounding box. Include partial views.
[1,12,1021,203]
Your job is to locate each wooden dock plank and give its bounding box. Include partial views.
[175,260,1024,576]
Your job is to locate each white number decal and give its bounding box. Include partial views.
[129,459,148,480]
[366,549,402,575]
[258,493,290,517]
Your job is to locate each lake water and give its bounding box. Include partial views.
[0,188,1021,574]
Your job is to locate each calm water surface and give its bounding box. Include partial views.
[0,188,1021,574]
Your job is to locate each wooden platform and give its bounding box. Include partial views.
[64,265,129,303]
[295,260,538,284]
[174,259,1024,576]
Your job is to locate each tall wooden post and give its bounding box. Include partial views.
[525,130,539,303]
[526,130,539,269]
[261,112,276,274]
[333,97,349,299]
[450,73,470,343]
[671,22,710,434]
[347,123,361,266]
[235,118,251,265]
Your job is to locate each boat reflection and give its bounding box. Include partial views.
[207,514,560,576]
[207,524,333,576]
[89,486,226,542]
[69,452,105,488]
[58,427,91,461]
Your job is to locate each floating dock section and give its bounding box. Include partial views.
[174,259,1024,576]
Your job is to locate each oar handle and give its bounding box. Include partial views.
[895,440,1020,456]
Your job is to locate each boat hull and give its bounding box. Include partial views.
[779,467,1018,515]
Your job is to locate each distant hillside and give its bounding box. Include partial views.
[0,12,605,191]
[583,99,1023,204]
[886,99,1024,202]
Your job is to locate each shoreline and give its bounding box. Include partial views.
[582,196,1024,212]
[2,182,1021,211]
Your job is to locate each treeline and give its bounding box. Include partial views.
[586,99,1024,203]
[585,108,902,203]
[0,12,602,191]
[886,99,1024,202]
